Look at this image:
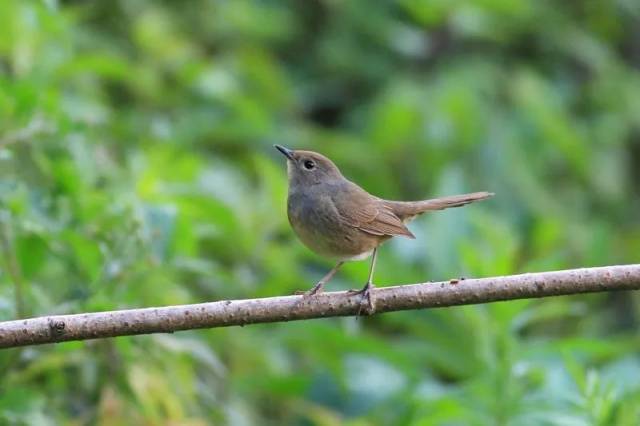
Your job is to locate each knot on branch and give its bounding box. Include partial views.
[48,318,66,336]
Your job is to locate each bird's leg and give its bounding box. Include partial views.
[298,261,344,296]
[347,248,378,315]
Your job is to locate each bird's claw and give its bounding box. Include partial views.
[294,282,324,297]
[348,282,376,315]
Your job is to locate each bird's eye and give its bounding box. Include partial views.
[303,160,315,170]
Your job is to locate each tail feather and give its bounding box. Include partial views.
[385,191,494,220]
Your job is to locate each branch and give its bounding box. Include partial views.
[1,264,639,349]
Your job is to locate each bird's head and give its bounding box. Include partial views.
[274,145,343,187]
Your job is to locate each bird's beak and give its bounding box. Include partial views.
[274,145,295,161]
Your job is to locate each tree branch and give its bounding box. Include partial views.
[1,264,639,349]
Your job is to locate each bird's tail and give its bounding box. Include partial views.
[385,191,494,220]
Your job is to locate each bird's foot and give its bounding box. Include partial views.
[347,282,376,315]
[293,281,325,297]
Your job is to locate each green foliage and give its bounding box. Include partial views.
[1,0,639,424]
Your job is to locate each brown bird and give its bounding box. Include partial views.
[275,145,493,313]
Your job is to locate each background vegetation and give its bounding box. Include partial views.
[1,0,640,424]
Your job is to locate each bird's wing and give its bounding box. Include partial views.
[331,182,415,239]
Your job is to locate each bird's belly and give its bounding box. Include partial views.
[292,221,379,261]
[288,193,381,261]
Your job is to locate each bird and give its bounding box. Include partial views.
[274,145,493,314]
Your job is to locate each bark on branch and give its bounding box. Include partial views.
[1,264,639,349]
